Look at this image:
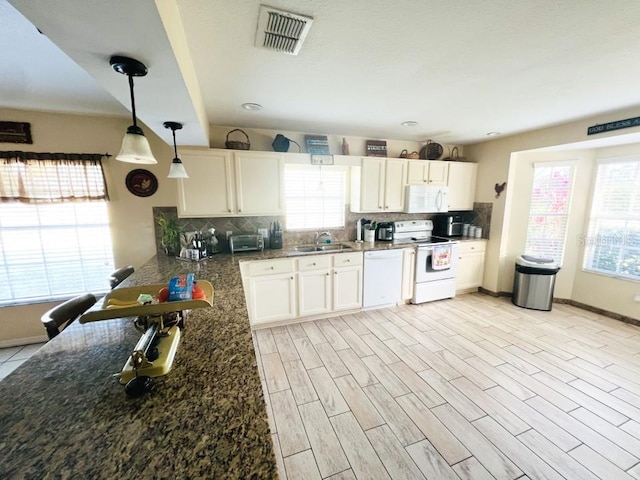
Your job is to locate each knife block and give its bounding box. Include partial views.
[270,231,282,249]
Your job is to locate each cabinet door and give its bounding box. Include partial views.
[360,158,385,211]
[384,158,408,211]
[447,162,477,211]
[401,248,416,300]
[177,150,234,217]
[456,251,485,291]
[407,161,428,184]
[298,270,332,317]
[333,266,362,311]
[235,151,284,215]
[427,161,449,185]
[248,273,296,325]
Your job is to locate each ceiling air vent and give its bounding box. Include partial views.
[255,5,313,55]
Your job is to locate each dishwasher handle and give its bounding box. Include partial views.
[364,250,403,259]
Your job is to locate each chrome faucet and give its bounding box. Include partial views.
[315,231,334,246]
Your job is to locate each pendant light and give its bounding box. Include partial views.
[110,56,157,164]
[163,122,188,178]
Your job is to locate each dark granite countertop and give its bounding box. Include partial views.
[0,253,277,479]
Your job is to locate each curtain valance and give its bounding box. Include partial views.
[0,151,109,203]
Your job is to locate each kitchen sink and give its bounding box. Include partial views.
[316,244,352,251]
[291,243,353,254]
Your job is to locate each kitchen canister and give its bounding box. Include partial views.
[475,227,483,238]
[469,226,476,238]
[462,223,470,237]
[364,229,376,242]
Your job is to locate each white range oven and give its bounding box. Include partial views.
[393,220,459,304]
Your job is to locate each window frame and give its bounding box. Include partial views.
[523,160,576,266]
[284,164,347,231]
[581,155,640,283]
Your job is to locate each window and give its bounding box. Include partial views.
[0,154,114,305]
[284,165,345,230]
[583,158,640,281]
[524,163,575,265]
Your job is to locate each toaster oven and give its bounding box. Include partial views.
[229,234,264,253]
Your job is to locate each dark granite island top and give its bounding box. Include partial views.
[0,254,277,479]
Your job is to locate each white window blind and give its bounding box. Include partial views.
[0,201,115,305]
[583,158,640,281]
[0,154,114,305]
[524,163,575,265]
[285,165,345,230]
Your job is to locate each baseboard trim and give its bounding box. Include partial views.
[557,298,640,327]
[476,288,640,327]
[0,335,48,349]
[478,287,511,298]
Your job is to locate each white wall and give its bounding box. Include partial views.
[571,143,640,319]
[0,107,177,344]
[503,150,595,299]
[466,105,640,319]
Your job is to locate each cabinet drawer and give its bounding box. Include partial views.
[332,252,363,267]
[459,240,487,254]
[246,258,294,276]
[297,255,332,271]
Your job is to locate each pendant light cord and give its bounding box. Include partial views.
[128,74,137,128]
[172,128,178,158]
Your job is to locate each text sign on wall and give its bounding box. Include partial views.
[587,116,640,135]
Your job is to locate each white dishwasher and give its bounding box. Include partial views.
[363,249,403,309]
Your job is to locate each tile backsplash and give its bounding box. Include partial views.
[153,203,492,253]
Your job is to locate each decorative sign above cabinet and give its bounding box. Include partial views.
[366,140,387,157]
[305,135,330,154]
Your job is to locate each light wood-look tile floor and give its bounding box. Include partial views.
[252,293,640,480]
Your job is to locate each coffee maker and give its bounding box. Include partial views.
[376,222,394,241]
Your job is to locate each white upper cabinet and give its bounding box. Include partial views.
[234,151,284,215]
[407,160,449,185]
[176,149,284,218]
[177,150,234,217]
[446,162,477,211]
[351,157,407,213]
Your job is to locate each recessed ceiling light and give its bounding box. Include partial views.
[486,131,501,136]
[401,121,418,127]
[241,103,263,111]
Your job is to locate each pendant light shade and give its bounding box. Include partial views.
[164,122,188,179]
[110,56,157,164]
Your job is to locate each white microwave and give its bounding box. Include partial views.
[403,185,449,213]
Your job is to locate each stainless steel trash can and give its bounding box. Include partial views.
[512,255,561,311]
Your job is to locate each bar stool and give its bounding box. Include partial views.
[41,293,97,340]
[109,265,134,289]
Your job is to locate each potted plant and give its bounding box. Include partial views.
[156,212,181,256]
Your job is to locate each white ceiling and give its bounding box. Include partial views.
[4,0,640,147]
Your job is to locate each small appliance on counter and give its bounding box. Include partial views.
[434,214,464,237]
[270,221,283,249]
[376,222,394,241]
[229,234,264,253]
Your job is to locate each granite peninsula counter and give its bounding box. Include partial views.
[0,253,278,479]
[0,241,417,478]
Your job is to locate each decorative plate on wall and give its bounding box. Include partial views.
[125,169,158,197]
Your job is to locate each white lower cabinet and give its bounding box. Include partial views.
[456,240,487,292]
[244,258,296,326]
[242,252,363,327]
[333,265,362,311]
[297,255,332,317]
